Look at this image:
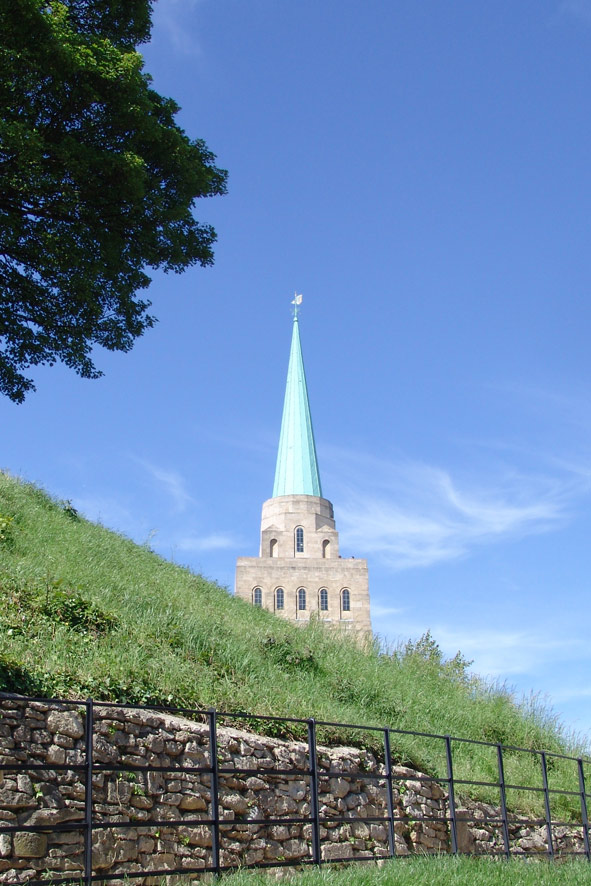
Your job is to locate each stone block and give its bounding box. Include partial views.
[145,735,164,753]
[221,792,248,815]
[283,838,309,859]
[13,832,47,858]
[47,711,84,739]
[21,808,80,827]
[0,790,34,810]
[130,794,153,810]
[92,830,115,870]
[147,772,165,795]
[13,726,31,743]
[287,780,306,800]
[370,824,387,842]
[166,779,182,792]
[16,776,33,796]
[186,826,212,848]
[352,821,370,839]
[164,742,182,757]
[46,745,66,765]
[329,777,350,799]
[115,840,139,862]
[93,736,119,764]
[178,793,207,811]
[322,841,353,860]
[275,795,298,815]
[269,825,290,841]
[519,834,548,852]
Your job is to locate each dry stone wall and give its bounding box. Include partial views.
[0,697,585,883]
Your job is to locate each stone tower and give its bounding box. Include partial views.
[235,303,371,636]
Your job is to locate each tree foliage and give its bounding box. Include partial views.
[0,0,227,402]
[400,631,474,682]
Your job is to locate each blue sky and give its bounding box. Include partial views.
[2,0,591,741]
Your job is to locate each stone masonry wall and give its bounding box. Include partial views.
[0,697,586,884]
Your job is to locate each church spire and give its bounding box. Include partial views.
[272,298,323,498]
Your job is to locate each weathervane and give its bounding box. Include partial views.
[291,291,303,318]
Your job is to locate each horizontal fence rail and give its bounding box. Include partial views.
[0,694,590,885]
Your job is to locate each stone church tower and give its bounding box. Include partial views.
[235,304,371,636]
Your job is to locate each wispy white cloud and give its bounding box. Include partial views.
[550,685,591,704]
[133,458,195,513]
[489,380,591,434]
[71,494,137,532]
[559,0,591,25]
[176,532,239,552]
[151,0,205,56]
[370,602,407,619]
[432,625,583,678]
[324,448,587,570]
[371,611,586,681]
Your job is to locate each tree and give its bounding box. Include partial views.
[400,631,473,682]
[0,0,227,402]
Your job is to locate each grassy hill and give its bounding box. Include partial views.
[221,858,591,886]
[0,471,586,817]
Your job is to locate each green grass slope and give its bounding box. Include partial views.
[219,858,591,886]
[0,471,586,817]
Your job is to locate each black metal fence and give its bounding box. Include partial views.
[1,694,590,885]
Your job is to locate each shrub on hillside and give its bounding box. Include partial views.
[0,576,117,638]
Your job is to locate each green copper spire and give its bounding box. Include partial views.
[273,303,323,498]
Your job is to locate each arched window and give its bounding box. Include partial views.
[319,588,328,611]
[275,587,284,610]
[341,588,350,613]
[322,539,330,559]
[253,587,262,607]
[270,538,278,558]
[295,526,304,553]
[298,588,306,610]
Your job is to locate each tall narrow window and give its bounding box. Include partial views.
[253,587,262,607]
[319,588,328,611]
[341,588,350,613]
[275,587,284,610]
[322,539,330,559]
[270,538,278,558]
[295,527,304,553]
[298,588,306,611]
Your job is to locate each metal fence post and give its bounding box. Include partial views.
[578,758,591,862]
[496,744,511,859]
[540,752,554,859]
[208,709,221,875]
[307,718,322,866]
[383,729,396,857]
[84,698,94,886]
[445,736,458,855]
